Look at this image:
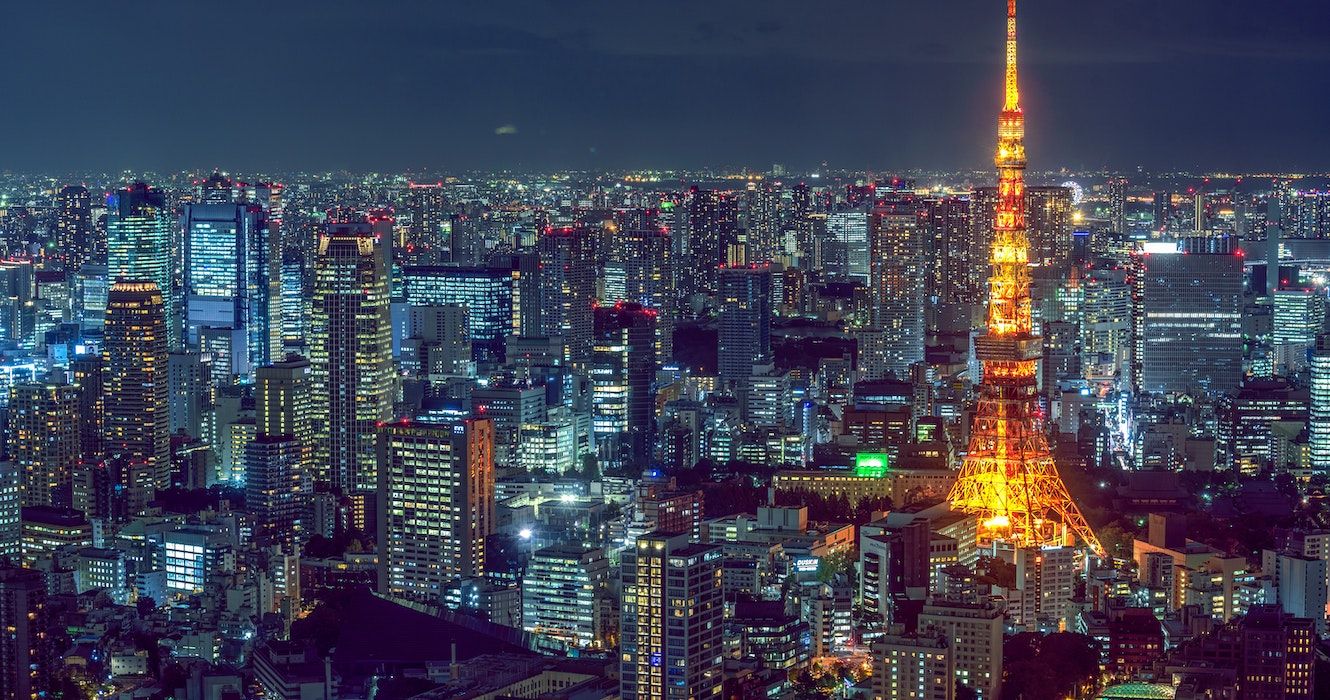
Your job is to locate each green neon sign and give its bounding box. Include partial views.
[854,453,890,478]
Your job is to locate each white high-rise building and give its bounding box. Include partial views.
[522,545,610,649]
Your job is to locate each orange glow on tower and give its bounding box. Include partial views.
[947,0,1104,558]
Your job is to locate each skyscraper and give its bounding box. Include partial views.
[717,264,773,385]
[377,417,495,602]
[924,196,975,332]
[103,282,170,515]
[310,220,393,493]
[870,203,926,378]
[0,465,18,562]
[245,436,308,547]
[181,201,270,371]
[402,182,448,257]
[687,189,740,295]
[592,302,657,468]
[613,228,674,361]
[538,226,598,367]
[256,356,314,472]
[744,181,782,263]
[238,182,286,365]
[401,265,512,363]
[1133,238,1243,395]
[107,183,178,348]
[69,354,105,460]
[55,185,93,273]
[1107,177,1127,234]
[620,532,723,700]
[824,209,870,283]
[401,305,470,378]
[1026,186,1072,266]
[8,383,79,509]
[1310,335,1330,473]
[1272,288,1325,371]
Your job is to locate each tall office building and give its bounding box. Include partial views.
[55,185,93,273]
[0,567,51,700]
[1310,335,1330,473]
[472,383,546,467]
[1133,238,1244,395]
[8,383,79,509]
[401,305,470,378]
[1026,186,1072,266]
[1152,191,1173,233]
[687,189,740,295]
[256,356,314,471]
[744,182,782,263]
[280,250,306,350]
[377,417,495,602]
[620,532,723,700]
[401,266,512,363]
[107,183,178,348]
[925,196,975,330]
[522,545,611,649]
[1107,177,1127,234]
[237,182,286,365]
[1080,267,1132,379]
[182,202,273,371]
[592,302,656,469]
[717,265,773,385]
[538,226,598,366]
[1216,377,1308,474]
[69,354,105,460]
[613,229,674,361]
[824,209,870,283]
[402,182,448,256]
[167,352,210,439]
[870,204,926,378]
[488,251,542,338]
[245,436,308,546]
[310,221,393,492]
[970,187,998,293]
[104,282,170,512]
[1272,288,1325,370]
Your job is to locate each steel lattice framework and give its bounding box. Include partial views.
[947,0,1105,558]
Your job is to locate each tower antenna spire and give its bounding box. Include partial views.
[1004,0,1019,111]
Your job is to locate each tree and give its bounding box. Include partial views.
[1001,632,1101,700]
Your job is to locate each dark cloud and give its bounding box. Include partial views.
[0,0,1325,173]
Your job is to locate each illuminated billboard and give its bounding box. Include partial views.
[854,452,890,478]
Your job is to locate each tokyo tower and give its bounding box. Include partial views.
[947,0,1105,558]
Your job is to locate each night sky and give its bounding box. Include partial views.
[5,1,1329,173]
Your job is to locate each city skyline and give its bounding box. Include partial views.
[0,3,1328,700]
[0,1,1327,173]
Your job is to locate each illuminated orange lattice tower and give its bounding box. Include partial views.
[947,0,1104,558]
